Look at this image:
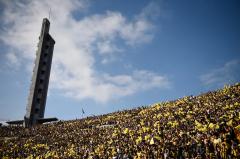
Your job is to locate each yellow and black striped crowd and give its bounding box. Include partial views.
[1,84,240,159]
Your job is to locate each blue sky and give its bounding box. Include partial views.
[0,0,239,121]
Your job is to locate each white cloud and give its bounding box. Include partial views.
[0,0,170,103]
[138,1,161,21]
[5,52,21,68]
[97,40,120,55]
[200,60,240,87]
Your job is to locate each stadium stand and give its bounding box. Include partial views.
[0,83,240,158]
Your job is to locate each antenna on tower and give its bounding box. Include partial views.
[49,8,51,20]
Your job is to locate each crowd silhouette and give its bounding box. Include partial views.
[0,84,240,159]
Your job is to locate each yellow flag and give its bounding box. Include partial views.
[195,120,202,128]
[199,125,207,132]
[150,138,154,145]
[136,136,142,144]
[157,114,162,119]
[123,128,129,134]
[155,135,161,141]
[234,102,239,106]
[26,155,33,159]
[145,134,151,141]
[181,118,187,122]
[172,121,179,127]
[143,127,150,133]
[154,121,160,127]
[112,132,118,137]
[227,119,233,126]
[235,125,240,130]
[208,123,215,129]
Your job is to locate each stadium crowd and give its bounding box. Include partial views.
[0,84,240,159]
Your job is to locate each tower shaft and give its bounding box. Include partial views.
[24,18,55,127]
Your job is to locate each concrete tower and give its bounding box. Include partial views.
[24,18,55,127]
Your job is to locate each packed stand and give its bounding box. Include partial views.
[0,84,240,158]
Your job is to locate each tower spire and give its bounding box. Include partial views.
[49,8,51,20]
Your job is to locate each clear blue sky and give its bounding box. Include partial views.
[0,0,239,121]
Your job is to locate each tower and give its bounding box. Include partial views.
[24,18,55,127]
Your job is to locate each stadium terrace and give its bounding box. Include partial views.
[0,84,240,158]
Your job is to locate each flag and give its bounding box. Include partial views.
[123,128,129,134]
[150,138,155,145]
[235,125,240,130]
[154,135,161,141]
[136,136,142,144]
[145,134,151,141]
[227,119,233,126]
[82,108,85,114]
[208,123,215,129]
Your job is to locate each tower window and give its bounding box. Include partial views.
[35,108,39,113]
[39,79,44,84]
[42,64,47,70]
[36,98,41,104]
[38,89,42,94]
[41,70,45,75]
[45,45,49,50]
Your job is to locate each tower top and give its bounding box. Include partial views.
[40,18,50,38]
